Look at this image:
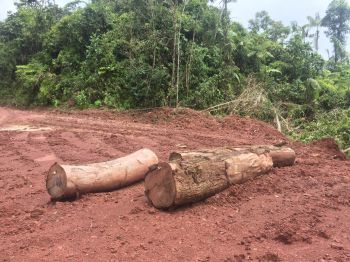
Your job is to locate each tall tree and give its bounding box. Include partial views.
[249,11,272,33]
[321,0,350,63]
[307,13,321,51]
[249,11,290,43]
[221,0,236,61]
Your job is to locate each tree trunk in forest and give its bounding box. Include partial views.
[145,146,295,209]
[46,148,158,200]
[316,27,319,51]
[175,0,188,107]
[186,30,196,97]
[171,1,177,106]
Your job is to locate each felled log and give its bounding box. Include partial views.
[169,145,296,167]
[46,148,158,200]
[145,146,295,209]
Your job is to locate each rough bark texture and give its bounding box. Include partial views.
[47,148,158,200]
[145,146,294,209]
[170,156,230,207]
[225,152,273,184]
[169,145,296,167]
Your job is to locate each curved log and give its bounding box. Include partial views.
[47,148,158,200]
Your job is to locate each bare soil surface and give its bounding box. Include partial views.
[0,106,349,262]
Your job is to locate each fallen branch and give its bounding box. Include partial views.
[202,100,235,112]
[342,147,350,153]
[275,110,282,132]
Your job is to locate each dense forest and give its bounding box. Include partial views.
[0,0,349,151]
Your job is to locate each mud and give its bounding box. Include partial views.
[0,107,349,261]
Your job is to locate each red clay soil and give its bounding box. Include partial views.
[0,106,349,262]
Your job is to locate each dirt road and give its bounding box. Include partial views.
[0,107,349,261]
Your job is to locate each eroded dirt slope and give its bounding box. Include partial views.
[0,107,349,262]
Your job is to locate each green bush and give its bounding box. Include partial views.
[74,90,90,108]
[317,86,344,110]
[291,109,350,149]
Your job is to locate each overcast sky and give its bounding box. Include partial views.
[230,0,335,58]
[0,0,345,58]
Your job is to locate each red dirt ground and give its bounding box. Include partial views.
[0,106,349,262]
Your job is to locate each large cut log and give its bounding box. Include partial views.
[169,145,296,167]
[145,157,231,209]
[47,148,158,200]
[145,146,291,209]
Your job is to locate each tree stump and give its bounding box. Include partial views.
[46,148,158,200]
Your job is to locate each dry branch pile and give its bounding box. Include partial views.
[203,77,291,133]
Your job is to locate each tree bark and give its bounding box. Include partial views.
[145,146,294,209]
[169,145,296,167]
[47,148,158,200]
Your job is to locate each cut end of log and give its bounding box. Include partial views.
[145,162,176,209]
[269,148,296,167]
[46,163,69,200]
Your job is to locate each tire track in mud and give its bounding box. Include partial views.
[46,130,120,163]
[34,114,258,150]
[0,131,45,248]
[38,114,240,161]
[0,132,33,193]
[0,130,55,199]
[75,131,124,159]
[0,127,68,258]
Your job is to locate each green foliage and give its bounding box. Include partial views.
[0,0,350,151]
[0,0,328,110]
[321,0,350,62]
[75,90,90,108]
[290,105,315,121]
[15,61,48,105]
[291,109,350,149]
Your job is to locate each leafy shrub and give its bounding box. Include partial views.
[15,61,48,106]
[94,100,102,108]
[74,90,90,108]
[291,109,350,149]
[317,86,344,110]
[291,104,315,120]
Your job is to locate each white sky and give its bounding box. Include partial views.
[229,0,335,58]
[0,0,346,58]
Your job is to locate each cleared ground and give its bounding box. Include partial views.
[0,107,349,261]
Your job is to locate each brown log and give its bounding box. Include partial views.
[169,145,296,167]
[47,148,158,200]
[225,152,273,184]
[145,147,282,209]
